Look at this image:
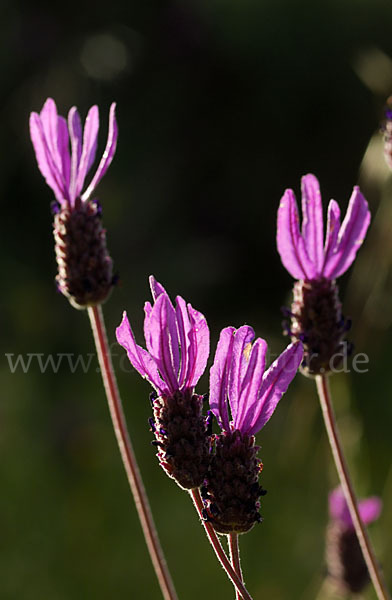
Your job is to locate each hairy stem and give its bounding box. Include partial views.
[316,374,390,600]
[88,305,178,600]
[189,488,253,600]
[228,533,244,600]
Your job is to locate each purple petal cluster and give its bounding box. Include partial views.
[116,276,210,397]
[210,326,303,436]
[329,487,382,529]
[277,174,370,281]
[30,98,118,207]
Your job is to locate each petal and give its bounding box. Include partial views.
[82,102,118,201]
[329,487,382,527]
[144,294,180,394]
[175,296,191,388]
[57,115,70,191]
[39,98,68,183]
[185,302,210,388]
[116,312,166,394]
[234,337,267,431]
[322,199,341,271]
[277,189,316,280]
[244,342,303,436]
[301,174,324,275]
[228,326,256,425]
[75,105,99,198]
[329,487,347,522]
[323,187,371,279]
[358,497,382,525]
[68,106,83,203]
[149,275,167,301]
[29,111,67,203]
[209,327,235,431]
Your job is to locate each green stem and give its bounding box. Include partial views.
[88,305,178,600]
[316,374,390,600]
[189,488,253,600]
[228,532,244,600]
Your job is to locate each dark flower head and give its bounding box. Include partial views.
[30,98,118,207]
[277,174,370,281]
[116,276,209,397]
[210,325,303,436]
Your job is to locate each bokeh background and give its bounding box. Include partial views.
[2,0,392,598]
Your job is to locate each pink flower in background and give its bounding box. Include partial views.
[326,487,382,594]
[329,486,382,529]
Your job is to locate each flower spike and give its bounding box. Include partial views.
[29,98,118,309]
[116,277,211,490]
[277,174,370,376]
[204,327,303,534]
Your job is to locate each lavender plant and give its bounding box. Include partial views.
[277,174,389,600]
[277,173,370,376]
[30,98,118,308]
[29,99,178,600]
[203,327,302,597]
[117,285,303,598]
[116,277,256,600]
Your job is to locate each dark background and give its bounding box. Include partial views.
[1,0,392,598]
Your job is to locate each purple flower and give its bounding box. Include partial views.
[203,327,302,534]
[116,276,210,397]
[277,174,370,376]
[326,487,382,593]
[210,326,303,436]
[277,174,370,281]
[116,277,211,489]
[30,97,118,207]
[329,487,382,529]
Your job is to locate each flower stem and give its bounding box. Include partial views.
[315,374,390,600]
[88,305,178,600]
[228,533,244,600]
[189,488,253,600]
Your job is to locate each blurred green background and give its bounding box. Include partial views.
[1,0,392,598]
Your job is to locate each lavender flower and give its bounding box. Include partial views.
[326,487,382,593]
[202,326,303,534]
[30,98,118,308]
[382,96,392,170]
[116,276,211,489]
[277,174,370,375]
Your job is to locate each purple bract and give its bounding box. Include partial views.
[329,487,382,529]
[209,325,303,436]
[277,174,370,281]
[30,98,118,207]
[116,276,210,397]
